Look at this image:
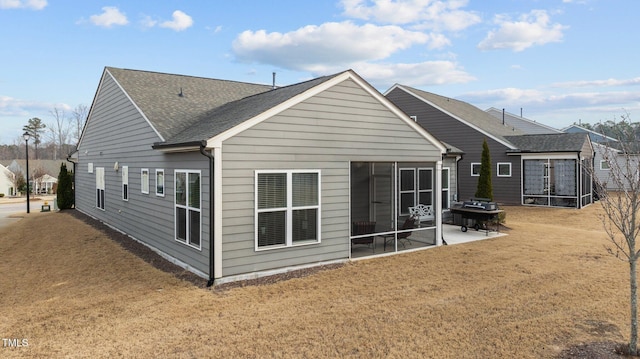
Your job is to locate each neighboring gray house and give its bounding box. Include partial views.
[384,84,594,208]
[486,107,562,135]
[560,125,630,192]
[73,67,448,285]
[562,124,619,144]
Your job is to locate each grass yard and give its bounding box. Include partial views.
[0,205,633,358]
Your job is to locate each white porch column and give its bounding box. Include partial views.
[435,159,443,246]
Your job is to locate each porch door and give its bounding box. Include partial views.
[372,163,394,232]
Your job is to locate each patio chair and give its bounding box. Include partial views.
[351,221,377,253]
[382,216,416,250]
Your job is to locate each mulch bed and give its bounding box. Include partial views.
[556,341,632,358]
[67,209,344,291]
[68,209,207,288]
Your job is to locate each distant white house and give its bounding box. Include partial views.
[3,159,63,195]
[0,163,15,196]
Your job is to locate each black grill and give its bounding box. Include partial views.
[462,198,497,211]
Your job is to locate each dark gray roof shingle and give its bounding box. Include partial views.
[163,74,338,145]
[505,133,589,152]
[397,86,526,145]
[106,67,274,141]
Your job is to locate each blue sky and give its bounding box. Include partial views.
[1,0,638,145]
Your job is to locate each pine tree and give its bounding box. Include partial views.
[57,163,74,209]
[475,139,493,201]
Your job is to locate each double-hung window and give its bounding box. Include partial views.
[399,168,433,215]
[141,168,149,194]
[441,167,450,209]
[122,166,129,201]
[156,169,165,196]
[175,170,201,249]
[255,170,320,249]
[96,167,105,210]
[399,169,415,215]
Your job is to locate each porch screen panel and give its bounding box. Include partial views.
[554,159,576,196]
[524,160,545,195]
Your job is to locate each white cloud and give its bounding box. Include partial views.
[90,6,128,28]
[159,10,193,31]
[340,0,481,32]
[354,61,476,88]
[233,21,437,71]
[0,95,70,117]
[460,87,640,120]
[0,0,46,10]
[140,15,157,29]
[478,10,568,52]
[552,77,640,88]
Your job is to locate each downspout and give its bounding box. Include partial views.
[199,141,215,287]
[65,154,77,208]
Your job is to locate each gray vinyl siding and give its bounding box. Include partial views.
[386,88,521,205]
[219,78,442,277]
[442,156,457,205]
[76,73,211,276]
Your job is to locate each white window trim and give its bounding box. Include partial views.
[399,168,416,216]
[497,162,512,177]
[471,162,481,177]
[600,160,610,171]
[122,165,129,201]
[174,170,202,250]
[95,167,105,211]
[418,167,433,206]
[442,167,450,209]
[141,168,149,194]
[156,169,165,197]
[255,169,321,251]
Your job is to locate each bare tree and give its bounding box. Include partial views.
[72,104,88,144]
[593,113,640,355]
[48,107,72,160]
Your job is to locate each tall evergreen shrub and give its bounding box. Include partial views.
[57,163,74,209]
[475,139,493,201]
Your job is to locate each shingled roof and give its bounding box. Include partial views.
[505,133,590,152]
[106,67,273,141]
[393,85,525,146]
[105,67,345,147]
[162,74,338,146]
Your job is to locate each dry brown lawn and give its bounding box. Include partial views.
[0,205,633,358]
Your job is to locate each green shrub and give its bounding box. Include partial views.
[57,163,74,210]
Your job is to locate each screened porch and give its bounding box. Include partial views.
[522,156,592,208]
[350,162,442,258]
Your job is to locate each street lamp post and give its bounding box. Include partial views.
[23,132,31,214]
